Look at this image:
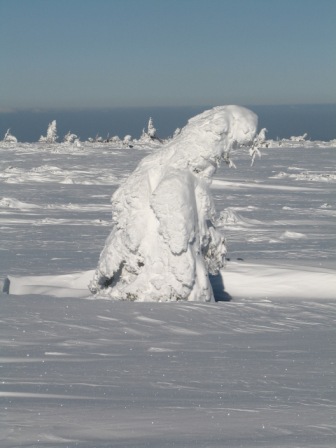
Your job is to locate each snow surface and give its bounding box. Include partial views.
[1,133,336,447]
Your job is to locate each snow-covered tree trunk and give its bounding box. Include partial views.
[90,105,258,302]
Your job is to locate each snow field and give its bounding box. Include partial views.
[1,135,336,447]
[1,295,336,447]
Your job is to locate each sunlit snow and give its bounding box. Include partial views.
[1,110,336,447]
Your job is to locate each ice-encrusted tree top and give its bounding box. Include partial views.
[90,105,258,302]
[163,105,258,175]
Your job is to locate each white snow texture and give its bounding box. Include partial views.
[90,106,258,301]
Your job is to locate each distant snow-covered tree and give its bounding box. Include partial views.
[39,120,58,143]
[147,117,156,139]
[123,135,133,147]
[3,129,18,143]
[64,131,78,144]
[138,117,162,143]
[290,133,308,142]
[88,135,103,143]
[139,128,150,144]
[257,128,268,143]
[173,128,181,138]
[46,120,58,143]
[249,128,267,165]
[111,136,122,144]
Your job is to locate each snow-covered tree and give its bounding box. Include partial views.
[88,135,103,143]
[249,128,267,165]
[123,135,133,147]
[46,120,58,143]
[111,135,121,144]
[140,128,147,140]
[3,129,18,143]
[139,117,162,143]
[257,128,268,143]
[290,133,308,142]
[173,127,181,138]
[147,117,156,139]
[63,131,78,144]
[39,120,58,143]
[89,105,258,302]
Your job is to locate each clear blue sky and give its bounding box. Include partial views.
[1,0,335,110]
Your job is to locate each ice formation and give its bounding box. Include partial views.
[89,105,258,301]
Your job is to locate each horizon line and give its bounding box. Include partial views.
[1,102,336,114]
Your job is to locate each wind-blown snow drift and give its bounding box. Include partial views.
[89,106,258,301]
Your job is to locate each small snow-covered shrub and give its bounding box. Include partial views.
[111,136,122,145]
[2,129,18,143]
[217,208,241,225]
[64,132,78,144]
[88,134,103,143]
[123,135,133,147]
[290,133,308,142]
[173,127,181,138]
[249,128,266,164]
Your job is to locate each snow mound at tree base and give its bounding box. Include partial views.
[4,262,336,300]
[3,271,94,298]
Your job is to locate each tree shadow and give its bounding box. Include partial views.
[2,277,10,294]
[209,274,232,302]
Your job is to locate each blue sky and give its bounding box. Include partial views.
[1,0,335,110]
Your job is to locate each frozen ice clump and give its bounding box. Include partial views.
[280,231,307,240]
[89,105,258,302]
[0,197,39,209]
[217,208,244,225]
